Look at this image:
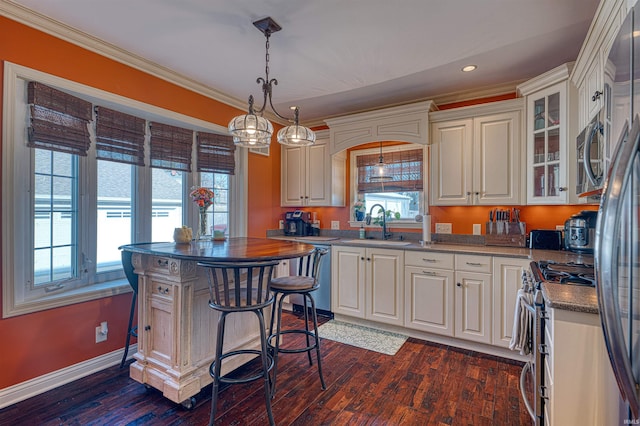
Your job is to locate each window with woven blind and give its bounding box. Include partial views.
[95,106,146,166]
[357,148,423,193]
[197,132,236,175]
[149,122,194,171]
[27,81,92,156]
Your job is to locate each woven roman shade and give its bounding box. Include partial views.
[149,122,193,171]
[95,106,146,166]
[357,148,424,193]
[196,132,236,175]
[27,81,92,156]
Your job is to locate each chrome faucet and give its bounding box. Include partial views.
[365,203,392,240]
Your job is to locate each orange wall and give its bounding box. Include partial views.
[0,16,276,388]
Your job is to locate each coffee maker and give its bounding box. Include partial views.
[284,210,310,236]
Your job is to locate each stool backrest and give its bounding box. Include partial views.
[295,248,329,285]
[198,260,278,311]
[121,250,138,293]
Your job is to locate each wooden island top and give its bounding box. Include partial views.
[120,237,315,262]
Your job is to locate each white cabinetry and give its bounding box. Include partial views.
[430,99,523,206]
[281,129,345,207]
[331,245,404,326]
[454,254,492,344]
[572,0,627,129]
[492,257,530,348]
[404,251,455,336]
[543,307,621,426]
[518,64,580,204]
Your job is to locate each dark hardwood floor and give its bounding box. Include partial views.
[0,312,533,425]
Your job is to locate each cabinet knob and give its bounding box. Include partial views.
[592,90,603,101]
[367,257,371,261]
[456,282,462,287]
[558,187,567,192]
[144,325,151,331]
[361,257,365,261]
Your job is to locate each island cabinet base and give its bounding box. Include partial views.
[129,253,270,406]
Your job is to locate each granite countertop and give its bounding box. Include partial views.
[268,232,599,315]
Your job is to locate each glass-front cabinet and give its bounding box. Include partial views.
[531,92,561,199]
[518,63,579,205]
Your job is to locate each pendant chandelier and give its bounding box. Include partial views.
[228,17,316,148]
[370,142,392,182]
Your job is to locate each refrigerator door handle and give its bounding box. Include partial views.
[596,117,640,418]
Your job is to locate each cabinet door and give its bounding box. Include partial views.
[527,83,569,204]
[474,111,522,205]
[404,266,454,335]
[430,119,473,205]
[305,141,330,206]
[145,280,175,366]
[492,257,530,348]
[454,271,492,344]
[281,145,306,206]
[366,248,404,326]
[331,245,366,318]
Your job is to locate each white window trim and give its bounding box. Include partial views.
[348,143,427,229]
[2,62,247,318]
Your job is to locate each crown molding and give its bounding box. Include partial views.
[0,0,247,113]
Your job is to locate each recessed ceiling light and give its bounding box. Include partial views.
[462,65,477,72]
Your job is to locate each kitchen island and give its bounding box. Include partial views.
[120,238,315,408]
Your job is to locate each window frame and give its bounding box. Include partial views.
[349,143,427,228]
[2,62,248,318]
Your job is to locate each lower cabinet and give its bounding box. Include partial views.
[331,245,404,326]
[333,247,530,351]
[404,251,455,335]
[492,257,531,348]
[454,254,493,344]
[543,307,621,426]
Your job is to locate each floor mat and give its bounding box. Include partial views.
[317,320,407,355]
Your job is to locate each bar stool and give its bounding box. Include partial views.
[198,260,279,426]
[120,250,138,368]
[267,248,328,397]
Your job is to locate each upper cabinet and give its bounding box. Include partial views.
[281,130,346,207]
[429,99,524,206]
[571,0,628,130]
[518,64,581,205]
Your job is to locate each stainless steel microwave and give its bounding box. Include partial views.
[576,107,605,197]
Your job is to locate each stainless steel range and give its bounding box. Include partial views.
[517,260,596,425]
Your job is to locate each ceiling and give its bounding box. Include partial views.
[7,0,600,125]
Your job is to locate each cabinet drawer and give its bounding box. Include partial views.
[405,251,454,269]
[455,254,492,273]
[151,283,173,298]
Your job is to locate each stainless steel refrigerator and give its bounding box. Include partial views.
[597,2,640,421]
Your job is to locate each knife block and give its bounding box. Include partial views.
[485,221,526,247]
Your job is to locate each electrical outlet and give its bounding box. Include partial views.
[331,220,340,230]
[556,225,564,231]
[435,223,452,234]
[473,224,481,235]
[95,321,108,343]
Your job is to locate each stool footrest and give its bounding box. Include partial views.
[210,349,274,385]
[268,329,318,354]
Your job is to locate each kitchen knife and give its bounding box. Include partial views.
[489,210,493,234]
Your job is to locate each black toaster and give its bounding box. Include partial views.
[528,230,563,250]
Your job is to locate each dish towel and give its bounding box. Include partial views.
[509,288,534,356]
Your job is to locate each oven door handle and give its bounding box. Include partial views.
[520,361,536,421]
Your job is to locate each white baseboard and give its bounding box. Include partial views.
[0,344,137,410]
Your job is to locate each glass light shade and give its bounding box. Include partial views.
[232,134,271,148]
[277,124,316,146]
[369,161,392,182]
[228,113,273,141]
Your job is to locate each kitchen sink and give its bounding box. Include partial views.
[341,239,412,246]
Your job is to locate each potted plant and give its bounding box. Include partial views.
[354,200,366,221]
